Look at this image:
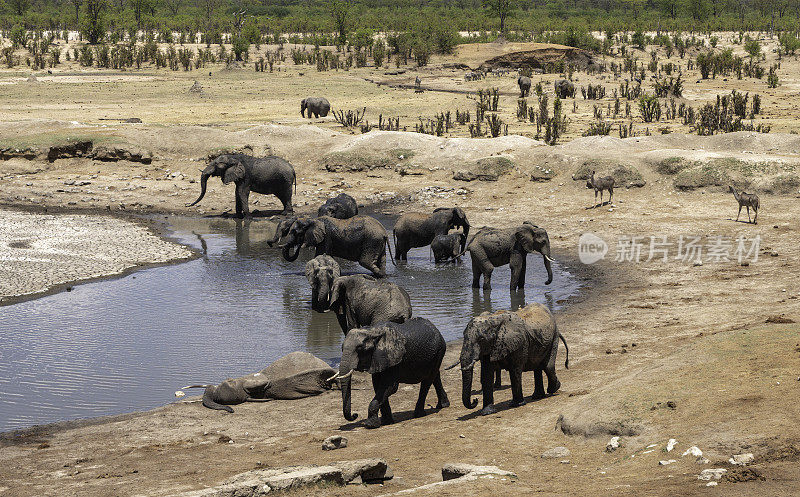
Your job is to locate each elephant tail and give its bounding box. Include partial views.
[559,333,569,369]
[443,360,460,370]
[293,171,297,195]
[201,387,235,413]
[453,225,487,259]
[385,235,397,267]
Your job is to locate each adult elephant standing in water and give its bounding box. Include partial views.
[280,215,394,277]
[467,222,554,290]
[187,153,296,218]
[393,207,470,260]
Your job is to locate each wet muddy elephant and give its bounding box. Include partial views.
[301,97,331,118]
[187,153,296,218]
[467,222,554,291]
[281,215,394,277]
[460,303,568,415]
[181,352,336,412]
[430,232,466,263]
[393,207,470,261]
[329,318,449,428]
[317,193,358,219]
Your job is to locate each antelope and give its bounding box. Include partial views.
[586,171,615,207]
[729,186,759,224]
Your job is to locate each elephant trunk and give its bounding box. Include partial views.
[542,245,553,285]
[187,171,211,207]
[339,371,358,421]
[461,362,478,409]
[282,241,301,262]
[311,283,329,312]
[460,223,470,253]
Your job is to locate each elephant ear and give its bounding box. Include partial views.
[328,277,346,311]
[489,315,526,363]
[305,220,326,246]
[222,161,246,185]
[368,325,407,374]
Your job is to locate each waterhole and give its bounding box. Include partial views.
[0,215,581,432]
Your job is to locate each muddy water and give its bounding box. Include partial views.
[0,216,581,432]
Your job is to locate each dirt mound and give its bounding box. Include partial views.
[480,45,595,71]
[556,414,643,438]
[573,160,646,188]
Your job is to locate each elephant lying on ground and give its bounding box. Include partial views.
[329,318,449,428]
[281,215,394,277]
[467,222,554,290]
[430,232,466,263]
[181,351,335,412]
[187,153,296,218]
[306,255,411,333]
[393,207,470,260]
[301,97,331,118]
[460,303,568,415]
[318,193,358,219]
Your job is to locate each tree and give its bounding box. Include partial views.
[745,38,761,60]
[71,0,83,27]
[686,0,710,20]
[82,0,107,44]
[327,0,350,46]
[130,0,149,30]
[8,0,30,16]
[660,0,678,19]
[198,0,221,31]
[164,0,181,15]
[482,0,513,34]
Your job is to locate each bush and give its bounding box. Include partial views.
[373,40,385,67]
[231,36,250,61]
[639,94,661,122]
[674,163,731,190]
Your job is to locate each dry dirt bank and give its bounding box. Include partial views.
[0,124,800,495]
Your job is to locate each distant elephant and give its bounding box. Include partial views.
[187,153,296,218]
[430,232,466,263]
[317,193,358,219]
[467,222,554,290]
[301,97,331,118]
[267,216,302,247]
[281,215,394,277]
[460,303,568,415]
[328,318,449,428]
[393,207,470,260]
[305,255,341,313]
[554,79,575,99]
[518,76,531,98]
[181,351,336,412]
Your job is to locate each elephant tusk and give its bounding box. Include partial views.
[338,369,353,380]
[460,360,477,372]
[544,254,556,263]
[326,373,340,383]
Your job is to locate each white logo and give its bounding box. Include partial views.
[578,232,608,264]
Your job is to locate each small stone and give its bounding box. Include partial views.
[666,439,677,452]
[542,447,571,459]
[741,261,750,266]
[729,453,754,466]
[560,460,570,464]
[694,260,703,266]
[698,468,727,481]
[174,391,185,398]
[606,436,621,452]
[706,481,718,486]
[659,459,676,466]
[218,435,232,444]
[322,435,348,451]
[683,446,703,458]
[697,457,710,464]
[459,434,466,438]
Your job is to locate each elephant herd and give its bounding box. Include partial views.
[184,149,568,428]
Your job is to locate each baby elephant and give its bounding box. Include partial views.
[180,352,336,412]
[317,192,358,219]
[430,232,466,263]
[329,318,450,428]
[460,303,568,415]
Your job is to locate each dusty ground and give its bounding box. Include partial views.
[1,34,800,496]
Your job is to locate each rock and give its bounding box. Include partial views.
[766,315,795,324]
[706,481,718,487]
[174,390,185,398]
[333,459,391,483]
[556,414,642,438]
[441,463,516,481]
[541,447,571,459]
[397,165,425,176]
[47,141,93,162]
[659,459,676,466]
[666,439,677,452]
[188,80,204,93]
[322,435,348,451]
[27,74,38,82]
[697,457,711,464]
[0,147,39,160]
[453,170,476,182]
[606,436,621,452]
[91,146,153,164]
[698,468,727,481]
[729,453,754,466]
[682,446,703,458]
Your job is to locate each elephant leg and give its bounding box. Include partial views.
[479,358,496,415]
[361,257,385,278]
[433,373,450,409]
[494,369,502,388]
[236,184,250,218]
[367,375,396,428]
[510,252,526,291]
[532,369,546,399]
[277,187,293,215]
[381,380,398,425]
[509,368,526,407]
[470,254,482,288]
[414,380,432,417]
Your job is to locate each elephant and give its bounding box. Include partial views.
[554,79,575,99]
[305,255,341,313]
[393,207,470,260]
[460,303,569,416]
[280,215,394,277]
[180,351,336,412]
[187,153,296,218]
[267,216,302,247]
[328,318,449,428]
[329,274,412,334]
[317,193,358,219]
[467,222,554,291]
[518,76,531,97]
[430,232,466,263]
[301,97,331,118]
